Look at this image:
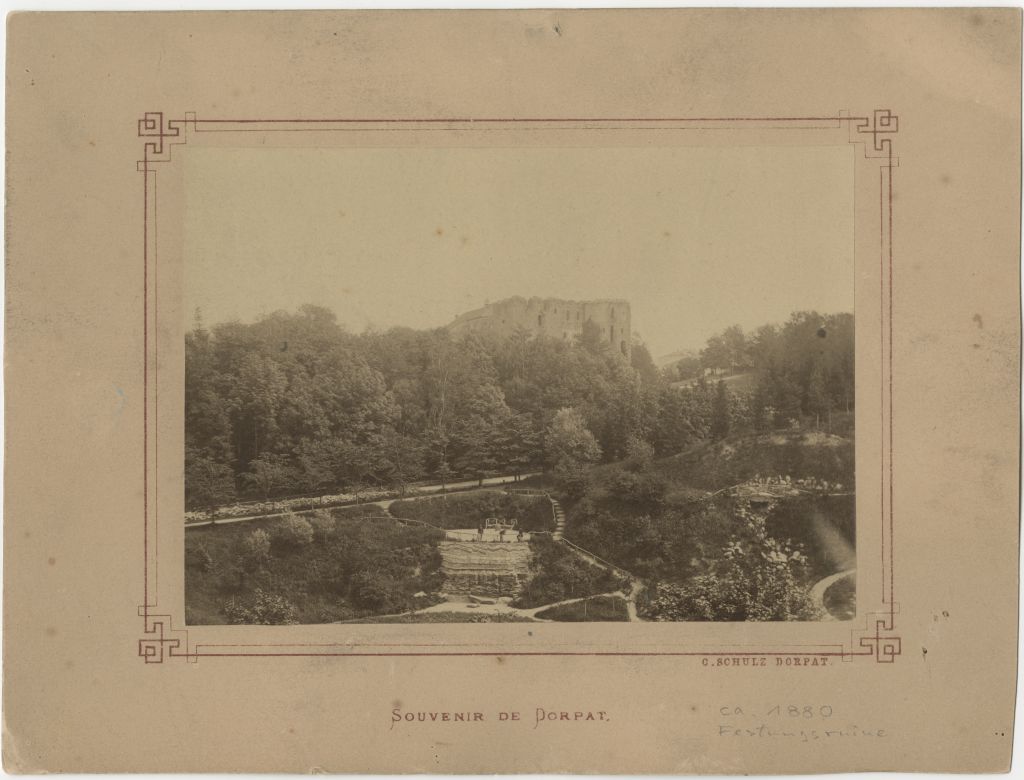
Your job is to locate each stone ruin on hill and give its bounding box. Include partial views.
[448,296,632,359]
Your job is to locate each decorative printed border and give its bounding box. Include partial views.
[137,110,900,663]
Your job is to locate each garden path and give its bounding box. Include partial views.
[185,473,540,529]
[809,568,856,620]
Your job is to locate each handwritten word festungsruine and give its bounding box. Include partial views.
[718,723,887,741]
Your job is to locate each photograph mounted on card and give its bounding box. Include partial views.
[4,9,1019,774]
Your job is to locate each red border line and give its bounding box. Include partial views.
[194,116,858,124]
[188,646,868,655]
[888,146,895,621]
[140,112,898,661]
[143,149,149,616]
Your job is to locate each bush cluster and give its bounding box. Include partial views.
[185,509,445,625]
[512,539,621,609]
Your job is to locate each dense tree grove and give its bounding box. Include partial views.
[185,305,854,509]
[672,311,856,435]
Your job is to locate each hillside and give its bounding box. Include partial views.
[184,490,616,624]
[654,430,853,493]
[655,348,698,368]
[558,428,856,620]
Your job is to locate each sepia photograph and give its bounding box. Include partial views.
[6,7,1022,773]
[182,144,857,626]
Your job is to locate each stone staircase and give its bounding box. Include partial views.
[439,541,533,597]
[551,498,566,541]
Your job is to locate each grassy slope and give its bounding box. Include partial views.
[389,491,554,532]
[512,538,623,608]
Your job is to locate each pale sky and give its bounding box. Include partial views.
[184,144,854,357]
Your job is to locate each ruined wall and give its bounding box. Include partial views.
[448,296,631,358]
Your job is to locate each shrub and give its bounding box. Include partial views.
[185,543,214,573]
[187,512,450,624]
[566,505,666,580]
[555,465,591,500]
[271,514,314,552]
[214,559,244,593]
[310,509,336,543]
[607,468,667,508]
[624,435,655,470]
[315,603,357,623]
[350,571,405,613]
[642,502,820,622]
[223,588,299,625]
[240,528,271,571]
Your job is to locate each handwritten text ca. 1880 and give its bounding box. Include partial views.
[716,704,888,741]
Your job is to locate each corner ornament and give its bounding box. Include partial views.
[849,108,899,159]
[854,613,902,663]
[138,613,192,664]
[137,111,190,171]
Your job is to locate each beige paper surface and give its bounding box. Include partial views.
[3,9,1020,773]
